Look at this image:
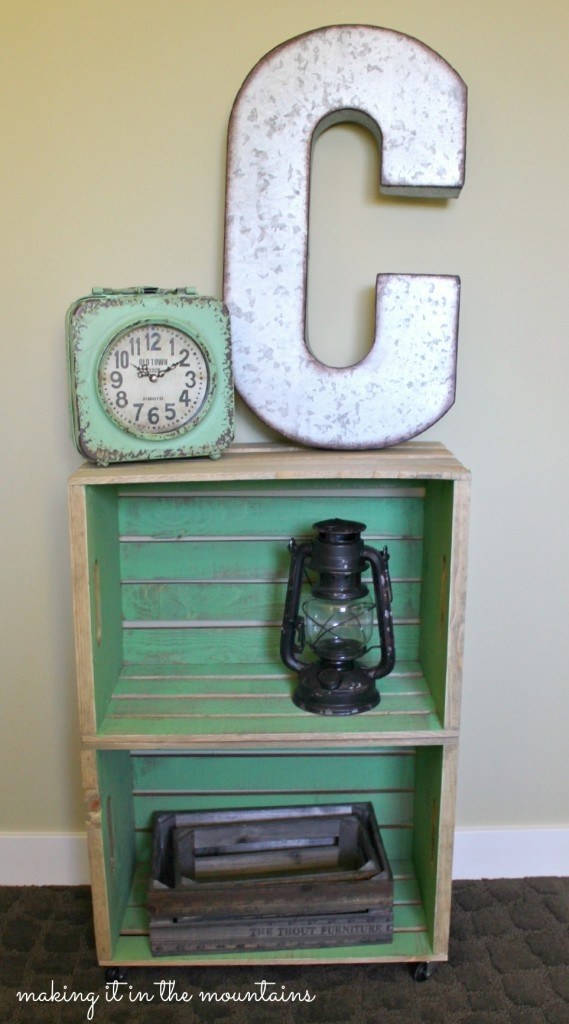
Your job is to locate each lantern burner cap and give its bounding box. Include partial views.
[313,518,366,541]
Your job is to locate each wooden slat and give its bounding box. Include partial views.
[108,927,435,966]
[121,901,421,937]
[121,580,288,623]
[129,748,416,792]
[68,441,470,488]
[121,623,421,666]
[118,493,424,540]
[97,709,442,745]
[106,694,435,719]
[120,537,293,583]
[120,580,421,624]
[113,664,427,696]
[119,536,423,582]
[90,728,451,750]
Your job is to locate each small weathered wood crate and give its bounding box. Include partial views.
[148,803,393,954]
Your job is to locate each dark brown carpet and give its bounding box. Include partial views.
[1,878,568,1023]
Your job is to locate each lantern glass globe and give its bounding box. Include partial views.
[302,596,375,662]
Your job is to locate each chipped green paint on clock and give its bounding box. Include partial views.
[67,287,234,465]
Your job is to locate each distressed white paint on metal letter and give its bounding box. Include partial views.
[224,25,467,448]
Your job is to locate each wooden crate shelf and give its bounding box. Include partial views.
[90,661,444,748]
[81,742,457,966]
[69,442,469,969]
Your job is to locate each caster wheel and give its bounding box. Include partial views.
[411,961,435,982]
[105,966,128,984]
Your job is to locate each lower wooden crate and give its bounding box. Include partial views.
[148,803,393,954]
[83,743,457,965]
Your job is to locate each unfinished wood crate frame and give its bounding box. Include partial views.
[68,442,470,968]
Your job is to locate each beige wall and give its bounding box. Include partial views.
[1,0,568,834]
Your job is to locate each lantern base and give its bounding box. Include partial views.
[292,662,380,716]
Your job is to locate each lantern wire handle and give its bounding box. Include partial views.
[280,539,312,673]
[363,545,396,681]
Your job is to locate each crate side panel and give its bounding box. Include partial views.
[96,750,137,955]
[412,744,462,956]
[85,488,123,726]
[446,478,470,728]
[411,746,445,949]
[419,482,454,725]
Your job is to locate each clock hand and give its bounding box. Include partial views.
[148,360,183,381]
[135,360,182,382]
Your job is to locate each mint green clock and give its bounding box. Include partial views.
[67,287,234,464]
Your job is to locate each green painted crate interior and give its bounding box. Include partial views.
[84,478,455,741]
[98,745,445,963]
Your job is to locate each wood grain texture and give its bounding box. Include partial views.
[68,487,96,736]
[445,479,471,729]
[80,750,112,961]
[68,442,470,487]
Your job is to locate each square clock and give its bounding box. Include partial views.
[67,287,234,465]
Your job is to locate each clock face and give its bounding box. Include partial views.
[97,322,213,438]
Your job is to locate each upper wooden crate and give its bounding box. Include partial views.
[68,443,470,749]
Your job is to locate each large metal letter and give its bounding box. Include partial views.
[224,26,467,448]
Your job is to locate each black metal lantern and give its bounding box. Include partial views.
[280,518,396,715]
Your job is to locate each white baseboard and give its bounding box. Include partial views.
[0,828,567,885]
[452,827,569,880]
[0,833,90,885]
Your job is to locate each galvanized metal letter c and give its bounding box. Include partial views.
[224,26,467,448]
